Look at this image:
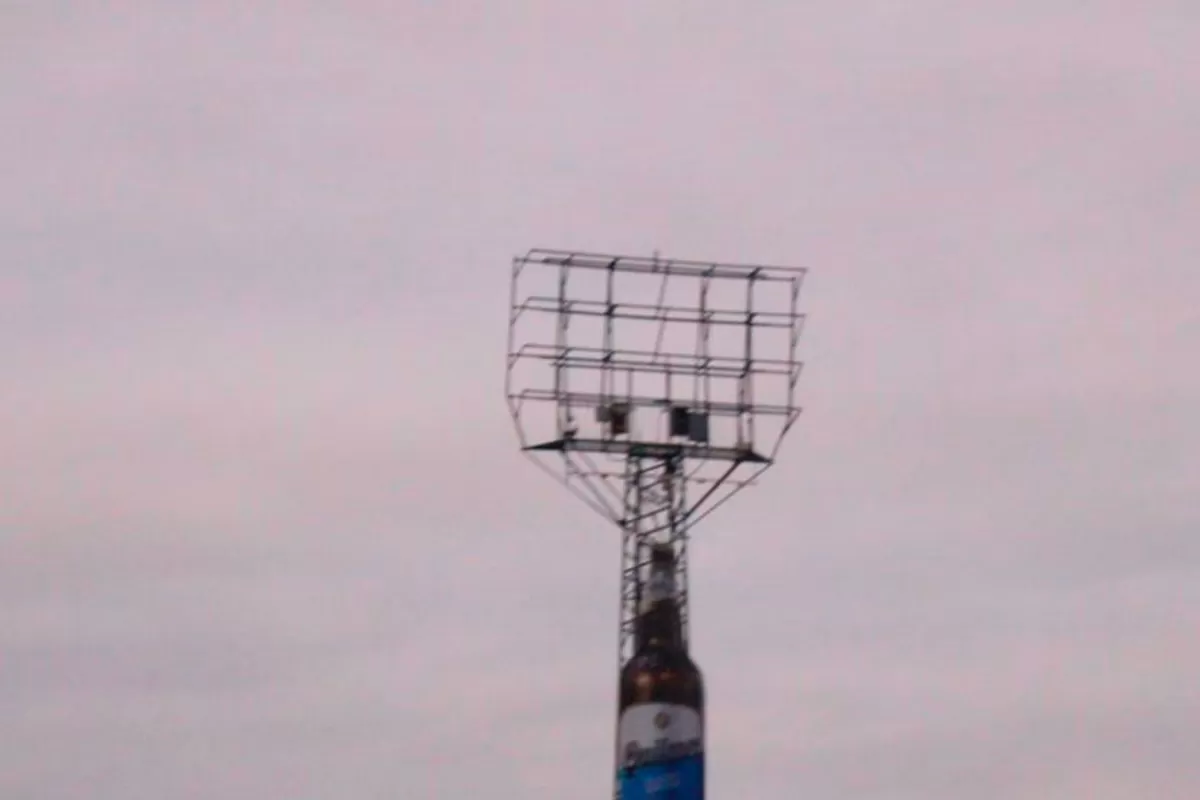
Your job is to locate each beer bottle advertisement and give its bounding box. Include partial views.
[617,545,705,800]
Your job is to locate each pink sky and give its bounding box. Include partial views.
[3,3,1198,798]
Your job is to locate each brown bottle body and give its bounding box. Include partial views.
[615,546,705,800]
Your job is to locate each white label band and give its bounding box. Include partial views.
[618,703,703,769]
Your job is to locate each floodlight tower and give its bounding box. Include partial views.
[505,248,806,794]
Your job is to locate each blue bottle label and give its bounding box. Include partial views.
[617,703,704,800]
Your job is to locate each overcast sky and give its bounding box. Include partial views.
[3,2,1199,798]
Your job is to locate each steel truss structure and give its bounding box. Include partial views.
[506,248,807,667]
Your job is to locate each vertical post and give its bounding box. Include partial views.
[615,452,641,800]
[788,275,802,412]
[505,257,521,402]
[742,268,758,449]
[618,454,639,668]
[663,450,690,649]
[696,273,712,423]
[555,262,570,436]
[602,259,617,407]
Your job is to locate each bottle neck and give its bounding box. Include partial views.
[637,598,685,652]
[636,555,685,652]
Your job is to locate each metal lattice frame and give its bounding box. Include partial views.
[506,248,806,667]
